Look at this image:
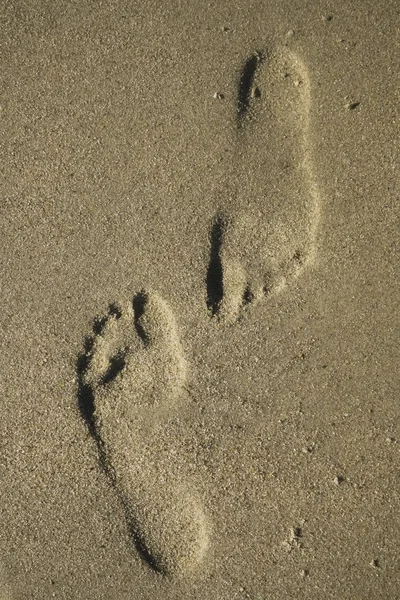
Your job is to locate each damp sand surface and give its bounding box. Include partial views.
[0,1,399,599]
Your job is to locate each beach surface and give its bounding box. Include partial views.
[0,0,399,598]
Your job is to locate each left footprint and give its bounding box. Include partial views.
[77,291,209,577]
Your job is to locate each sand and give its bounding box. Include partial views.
[0,0,399,598]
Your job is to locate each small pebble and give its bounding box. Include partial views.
[282,540,292,552]
[250,86,261,98]
[213,92,225,100]
[370,558,380,569]
[300,568,310,578]
[334,475,344,485]
[290,526,302,540]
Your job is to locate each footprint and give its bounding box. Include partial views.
[207,48,320,322]
[77,291,209,577]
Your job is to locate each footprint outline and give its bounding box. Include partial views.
[77,291,210,578]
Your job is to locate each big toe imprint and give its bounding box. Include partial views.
[207,48,320,323]
[78,291,209,577]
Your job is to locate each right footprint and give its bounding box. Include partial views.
[78,291,209,577]
[207,48,320,322]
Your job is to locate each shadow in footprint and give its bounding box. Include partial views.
[77,319,116,481]
[132,291,150,345]
[77,338,96,437]
[206,215,226,315]
[77,303,123,437]
[237,51,264,124]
